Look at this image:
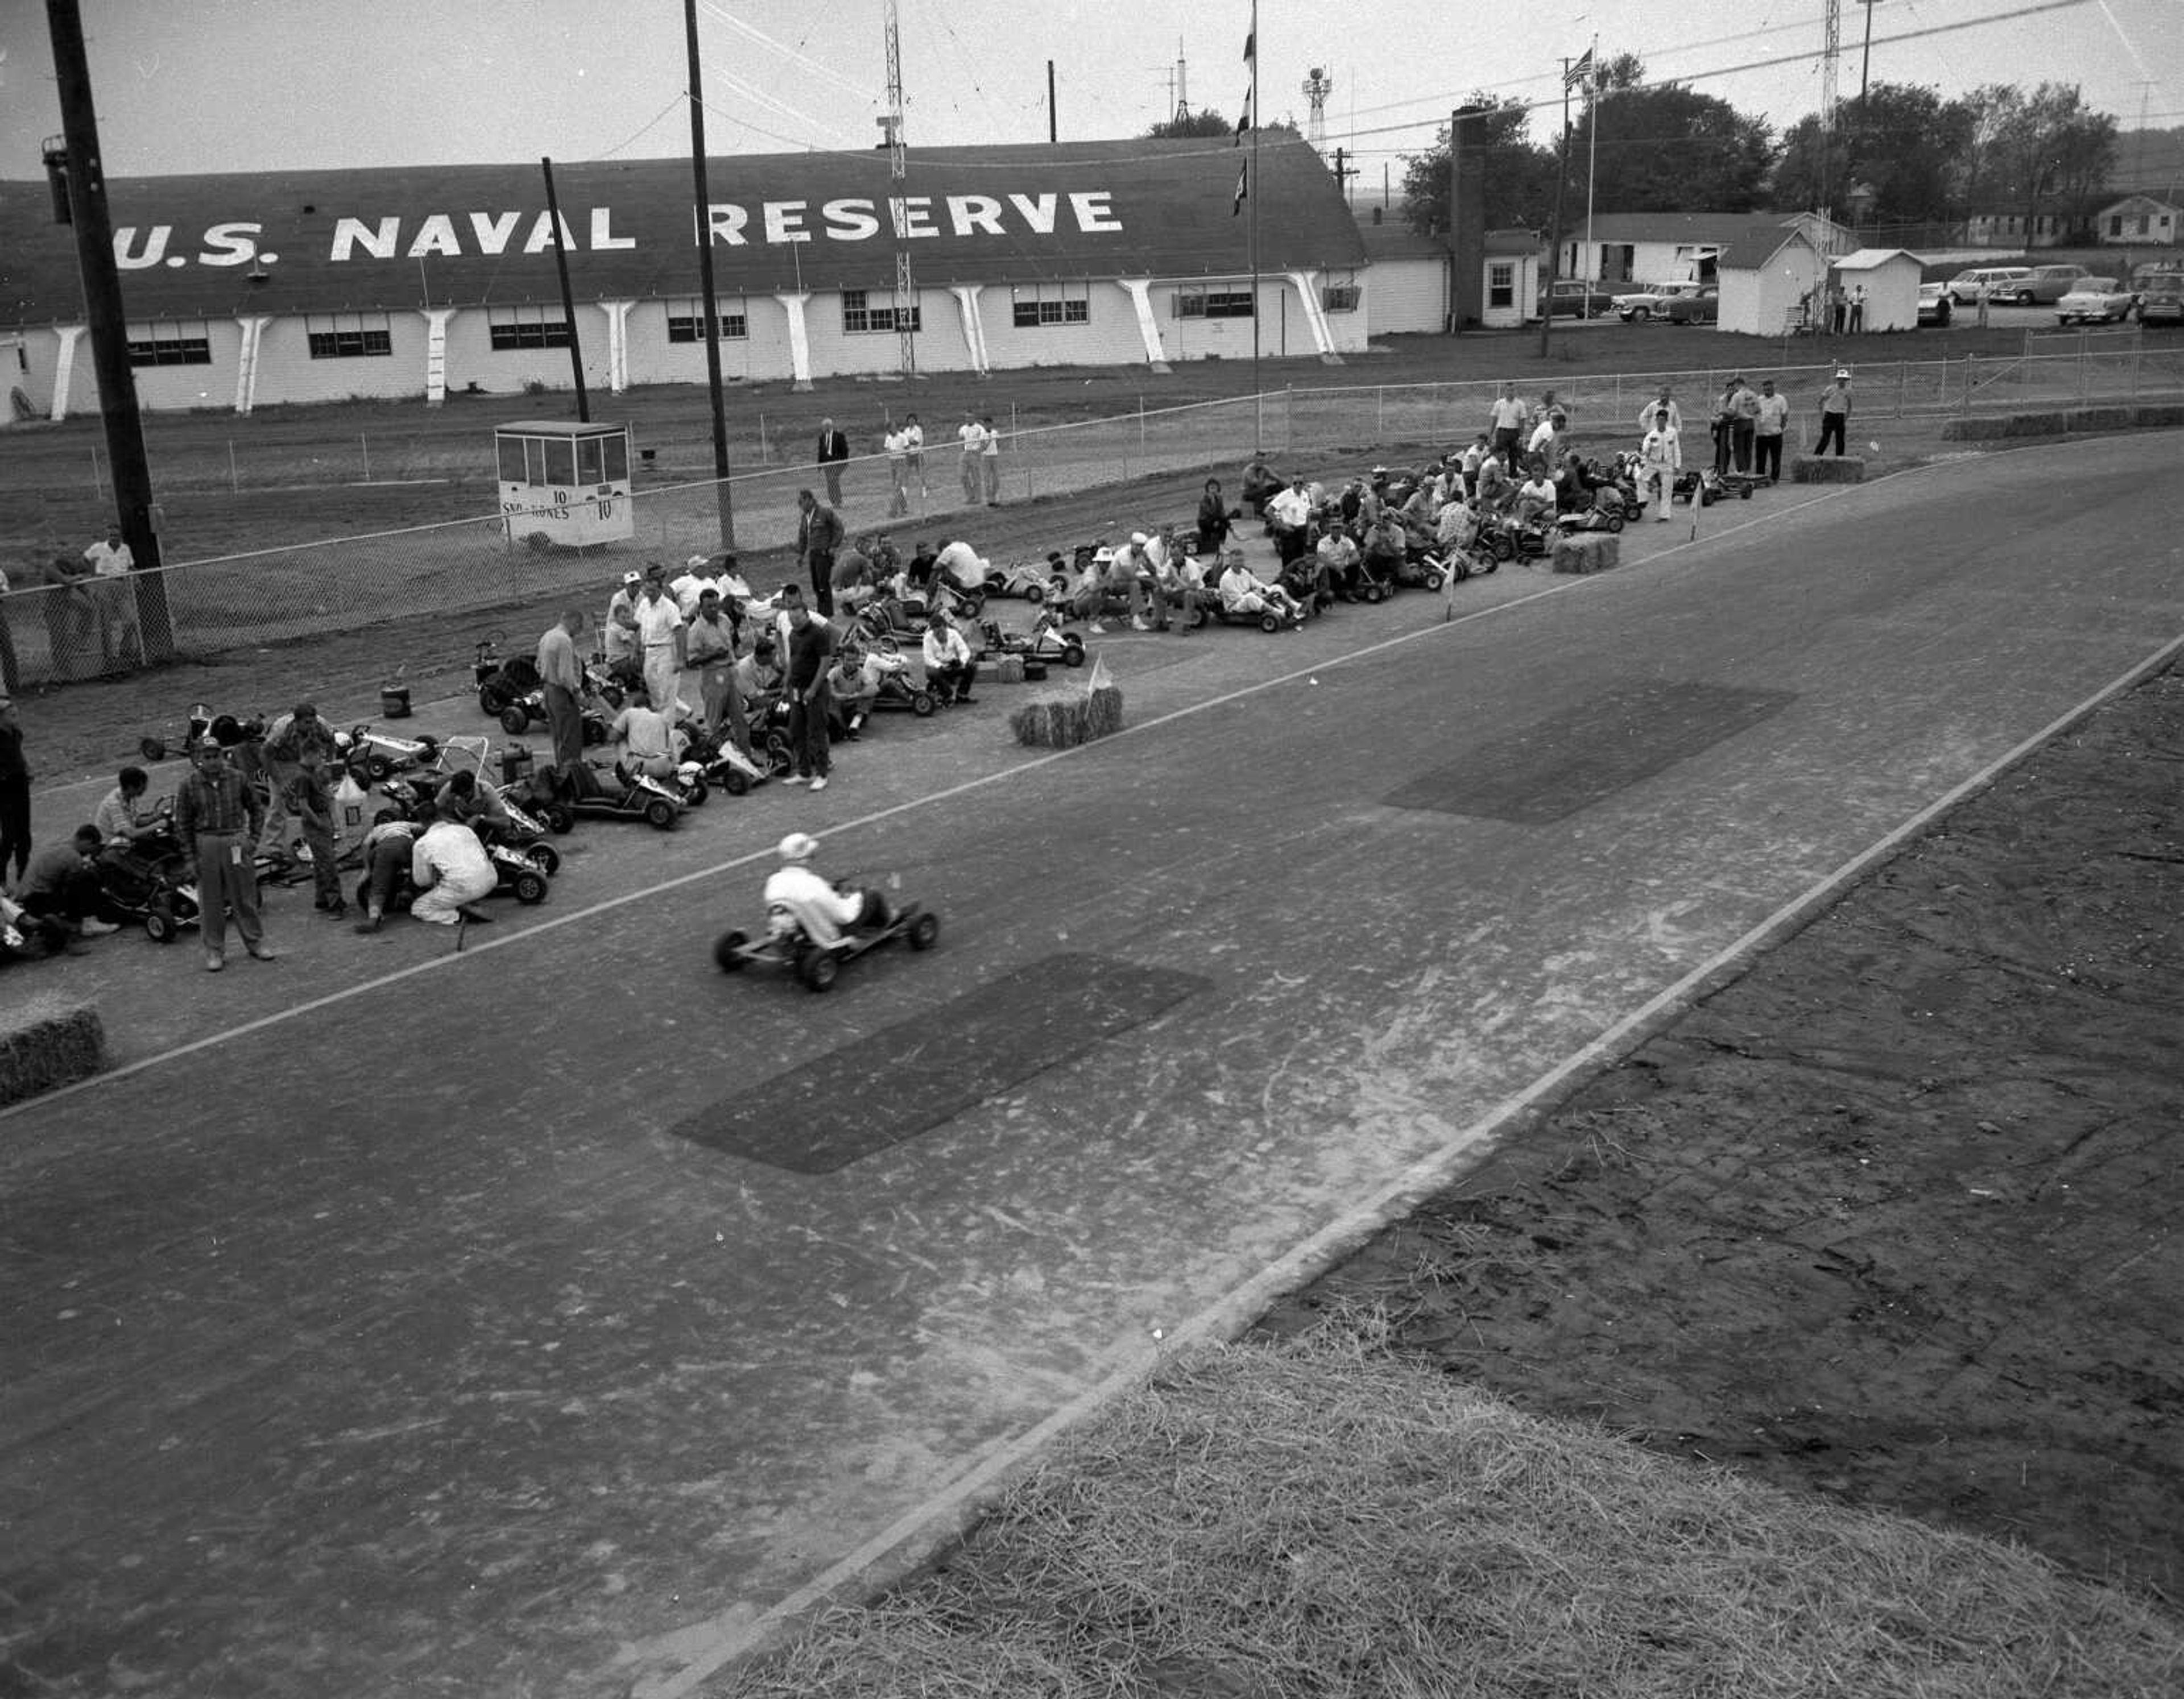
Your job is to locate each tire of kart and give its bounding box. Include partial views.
[139,737,167,762]
[643,798,677,830]
[1185,604,1209,631]
[797,946,839,992]
[1259,611,1282,633]
[544,803,575,835]
[365,754,393,781]
[1063,637,1087,665]
[1025,583,1045,604]
[1362,582,1387,604]
[1423,570,1446,592]
[1608,514,1625,532]
[581,717,607,747]
[908,911,940,951]
[764,732,796,770]
[721,768,751,797]
[1446,556,1470,585]
[1048,576,1072,602]
[528,844,561,877]
[714,929,750,973]
[513,870,548,905]
[479,682,508,716]
[911,691,937,717]
[499,705,531,735]
[682,779,709,808]
[1739,486,1752,499]
[144,902,177,944]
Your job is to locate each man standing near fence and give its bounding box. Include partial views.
[83,525,143,674]
[980,415,1003,504]
[536,607,588,776]
[816,417,850,508]
[1753,379,1790,483]
[957,412,986,504]
[796,488,844,617]
[1815,369,1853,458]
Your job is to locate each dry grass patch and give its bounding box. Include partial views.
[715,1328,2184,1698]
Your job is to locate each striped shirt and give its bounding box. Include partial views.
[174,763,264,856]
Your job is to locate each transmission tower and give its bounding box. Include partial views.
[1173,42,1190,125]
[1818,0,1840,215]
[883,0,916,378]
[1302,66,1333,151]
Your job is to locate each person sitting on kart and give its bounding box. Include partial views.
[1072,547,1138,633]
[1472,451,1514,516]
[762,832,890,947]
[608,686,686,781]
[1360,512,1409,592]
[1315,522,1363,602]
[735,640,784,724]
[433,768,513,841]
[1436,496,1483,556]
[408,814,497,928]
[921,610,979,704]
[1512,461,1559,525]
[1217,550,1305,623]
[352,806,422,934]
[933,539,987,598]
[93,764,168,851]
[830,537,880,615]
[827,639,885,740]
[904,541,940,599]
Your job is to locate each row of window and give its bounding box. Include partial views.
[126,279,1366,366]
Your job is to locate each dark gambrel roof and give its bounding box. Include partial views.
[0,137,1362,325]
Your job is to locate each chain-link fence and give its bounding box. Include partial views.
[7,342,2181,694]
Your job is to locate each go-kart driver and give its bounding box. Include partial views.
[762,832,890,947]
[608,686,686,781]
[1217,550,1306,623]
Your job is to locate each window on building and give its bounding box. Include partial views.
[2136,214,2150,235]
[305,312,393,359]
[125,320,212,367]
[1487,263,1515,309]
[487,305,573,351]
[666,297,748,342]
[2111,215,2124,236]
[1010,281,1090,328]
[1320,272,1362,313]
[841,289,921,334]
[1174,288,1255,319]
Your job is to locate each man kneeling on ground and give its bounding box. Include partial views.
[354,807,421,934]
[410,813,497,927]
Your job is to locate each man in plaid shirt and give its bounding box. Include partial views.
[175,740,277,972]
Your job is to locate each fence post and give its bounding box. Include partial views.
[229,441,239,495]
[361,433,370,482]
[1963,354,1975,414]
[90,445,104,502]
[758,413,768,463]
[1896,361,1905,419]
[1012,401,1023,502]
[1284,384,1293,455]
[1376,385,1384,442]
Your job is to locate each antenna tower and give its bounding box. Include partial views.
[1173,41,1190,123]
[1302,67,1333,151]
[883,0,916,378]
[1819,0,1840,214]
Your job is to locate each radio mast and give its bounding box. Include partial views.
[1302,67,1333,152]
[883,0,916,378]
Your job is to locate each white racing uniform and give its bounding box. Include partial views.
[409,821,497,925]
[762,863,871,946]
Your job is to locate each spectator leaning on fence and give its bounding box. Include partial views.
[83,525,143,673]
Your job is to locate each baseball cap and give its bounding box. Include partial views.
[1130,532,1148,547]
[1835,368,1851,379]
[777,832,817,862]
[686,555,709,569]
[622,570,643,586]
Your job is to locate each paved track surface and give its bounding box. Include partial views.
[5,435,2181,1698]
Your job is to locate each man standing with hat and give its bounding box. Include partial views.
[1816,369,1854,458]
[174,737,275,972]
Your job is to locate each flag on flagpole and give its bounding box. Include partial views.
[1232,161,1248,216]
[1235,98,1250,146]
[1243,30,1255,63]
[1565,47,1594,90]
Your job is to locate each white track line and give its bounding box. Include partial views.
[638,620,2184,1695]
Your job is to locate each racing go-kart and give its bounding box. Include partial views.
[713,886,940,992]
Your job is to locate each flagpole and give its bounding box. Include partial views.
[1584,35,1599,313]
[1539,60,1570,359]
[1248,0,1261,453]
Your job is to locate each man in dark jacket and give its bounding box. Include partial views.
[816,417,850,507]
[796,488,845,617]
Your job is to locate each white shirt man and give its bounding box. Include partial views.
[84,529,132,579]
[1265,481,1313,533]
[408,819,497,926]
[602,574,642,663]
[669,557,718,617]
[630,583,686,715]
[1513,473,1558,523]
[1488,391,1529,434]
[921,618,973,683]
[763,834,874,944]
[1218,556,1302,620]
[610,698,683,778]
[1639,416,1682,521]
[934,540,987,592]
[1526,414,1563,459]
[1648,390,1683,438]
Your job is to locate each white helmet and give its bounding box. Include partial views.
[777,832,818,863]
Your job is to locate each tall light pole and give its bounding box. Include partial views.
[1859,0,1881,102]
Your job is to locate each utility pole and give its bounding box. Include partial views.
[539,158,589,421]
[1540,59,1573,359]
[1858,0,1881,103]
[1330,146,1357,206]
[682,0,734,546]
[883,0,916,380]
[44,0,174,661]
[1047,60,1057,143]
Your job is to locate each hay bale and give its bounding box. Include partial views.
[1789,454,1866,483]
[2065,405,2134,432]
[1008,682,1124,748]
[0,992,106,1105]
[2131,401,2184,429]
[993,654,1026,686]
[1550,533,1620,576]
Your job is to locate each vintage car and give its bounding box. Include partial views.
[2054,277,2138,325]
[1917,281,1954,326]
[1946,266,2033,305]
[1612,281,1703,321]
[1661,286,1721,325]
[1540,278,1620,318]
[2022,263,2092,303]
[2134,270,2184,326]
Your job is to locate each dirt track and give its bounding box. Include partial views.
[1260,661,2184,1609]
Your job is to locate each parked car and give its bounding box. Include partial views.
[1613,281,1702,321]
[1917,282,1954,326]
[1540,279,1619,318]
[2054,277,2138,325]
[1946,266,2033,305]
[2137,270,2184,327]
[2022,263,2092,303]
[1661,286,1720,325]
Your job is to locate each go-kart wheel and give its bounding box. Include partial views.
[959,587,987,618]
[984,570,1008,594]
[643,798,677,830]
[1446,556,1470,585]
[1185,604,1209,631]
[364,753,394,781]
[1258,611,1283,633]
[764,731,795,771]
[910,690,937,717]
[682,779,709,808]
[478,682,508,716]
[1361,581,1387,604]
[139,736,168,763]
[1024,583,1045,604]
[714,929,751,972]
[908,910,940,951]
[1422,570,1446,592]
[544,803,575,835]
[527,843,561,877]
[1062,636,1087,665]
[1048,575,1072,602]
[1488,533,1515,562]
[144,901,177,944]
[512,869,548,905]
[499,705,531,735]
[797,946,840,992]
[1483,557,1501,575]
[721,768,751,797]
[1738,485,1752,500]
[581,716,607,746]
[1607,514,1625,533]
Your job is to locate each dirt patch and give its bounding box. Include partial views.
[1259,662,2184,1610]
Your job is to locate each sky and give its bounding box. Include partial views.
[0,0,2174,195]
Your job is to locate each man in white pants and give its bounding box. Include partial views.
[409,818,497,926]
[762,832,884,946]
[1638,407,1681,523]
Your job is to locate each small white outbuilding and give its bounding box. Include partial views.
[1829,248,1924,333]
